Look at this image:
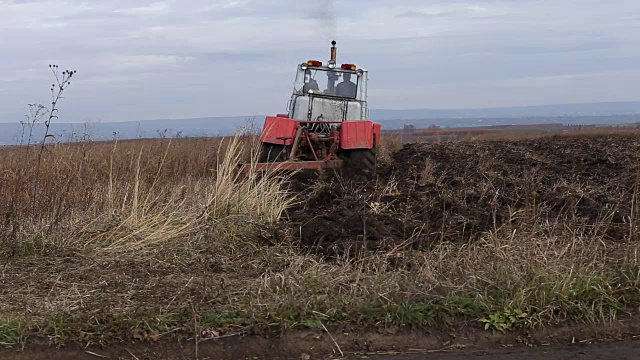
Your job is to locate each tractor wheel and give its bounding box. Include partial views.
[346,149,377,174]
[259,143,288,163]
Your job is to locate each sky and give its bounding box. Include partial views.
[1,0,640,123]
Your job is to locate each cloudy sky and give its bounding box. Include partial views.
[1,0,640,123]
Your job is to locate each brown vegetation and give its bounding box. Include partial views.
[386,124,640,143]
[1,132,640,355]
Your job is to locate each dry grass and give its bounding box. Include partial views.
[418,158,436,185]
[470,127,640,142]
[0,132,639,347]
[387,126,640,144]
[378,134,404,164]
[0,132,274,253]
[253,224,640,328]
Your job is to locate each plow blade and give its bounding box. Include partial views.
[240,160,343,174]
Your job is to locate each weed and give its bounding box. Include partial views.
[200,312,241,328]
[0,319,26,347]
[419,158,436,185]
[299,319,323,329]
[31,66,77,217]
[480,307,529,333]
[378,134,403,163]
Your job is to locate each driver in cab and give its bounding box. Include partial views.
[335,72,357,97]
[302,69,319,93]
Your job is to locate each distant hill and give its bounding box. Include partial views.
[369,101,640,120]
[1,101,640,145]
[376,115,640,130]
[0,116,263,146]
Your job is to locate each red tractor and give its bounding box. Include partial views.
[243,41,381,174]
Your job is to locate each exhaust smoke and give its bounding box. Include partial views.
[311,0,336,40]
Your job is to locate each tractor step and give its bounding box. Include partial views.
[240,160,343,174]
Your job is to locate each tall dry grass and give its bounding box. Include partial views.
[0,130,403,254]
[378,133,404,163]
[0,131,293,255]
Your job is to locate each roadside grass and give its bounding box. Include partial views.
[250,223,640,330]
[2,224,638,344]
[1,133,640,347]
[0,318,27,347]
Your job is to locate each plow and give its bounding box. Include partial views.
[241,40,381,175]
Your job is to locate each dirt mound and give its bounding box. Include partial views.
[287,135,640,256]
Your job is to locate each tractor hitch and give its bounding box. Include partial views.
[239,159,343,175]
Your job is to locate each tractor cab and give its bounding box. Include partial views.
[287,41,369,124]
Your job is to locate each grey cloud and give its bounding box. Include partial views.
[396,10,464,18]
[394,5,498,20]
[1,0,640,123]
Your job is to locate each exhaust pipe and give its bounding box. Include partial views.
[329,40,337,66]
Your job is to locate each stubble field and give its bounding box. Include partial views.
[1,131,640,359]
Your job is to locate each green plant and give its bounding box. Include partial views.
[480,307,529,333]
[299,318,323,329]
[200,312,240,328]
[0,321,23,346]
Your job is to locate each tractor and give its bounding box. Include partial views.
[242,40,381,174]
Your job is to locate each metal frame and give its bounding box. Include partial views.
[241,119,345,174]
[285,120,341,161]
[244,159,343,172]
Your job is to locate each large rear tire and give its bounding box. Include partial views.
[346,149,377,174]
[259,143,288,163]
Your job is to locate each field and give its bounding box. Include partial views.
[1,130,640,359]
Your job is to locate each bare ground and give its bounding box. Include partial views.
[372,340,640,360]
[1,321,640,359]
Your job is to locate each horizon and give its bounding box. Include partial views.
[1,103,639,146]
[2,100,640,125]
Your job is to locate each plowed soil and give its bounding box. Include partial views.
[289,135,640,256]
